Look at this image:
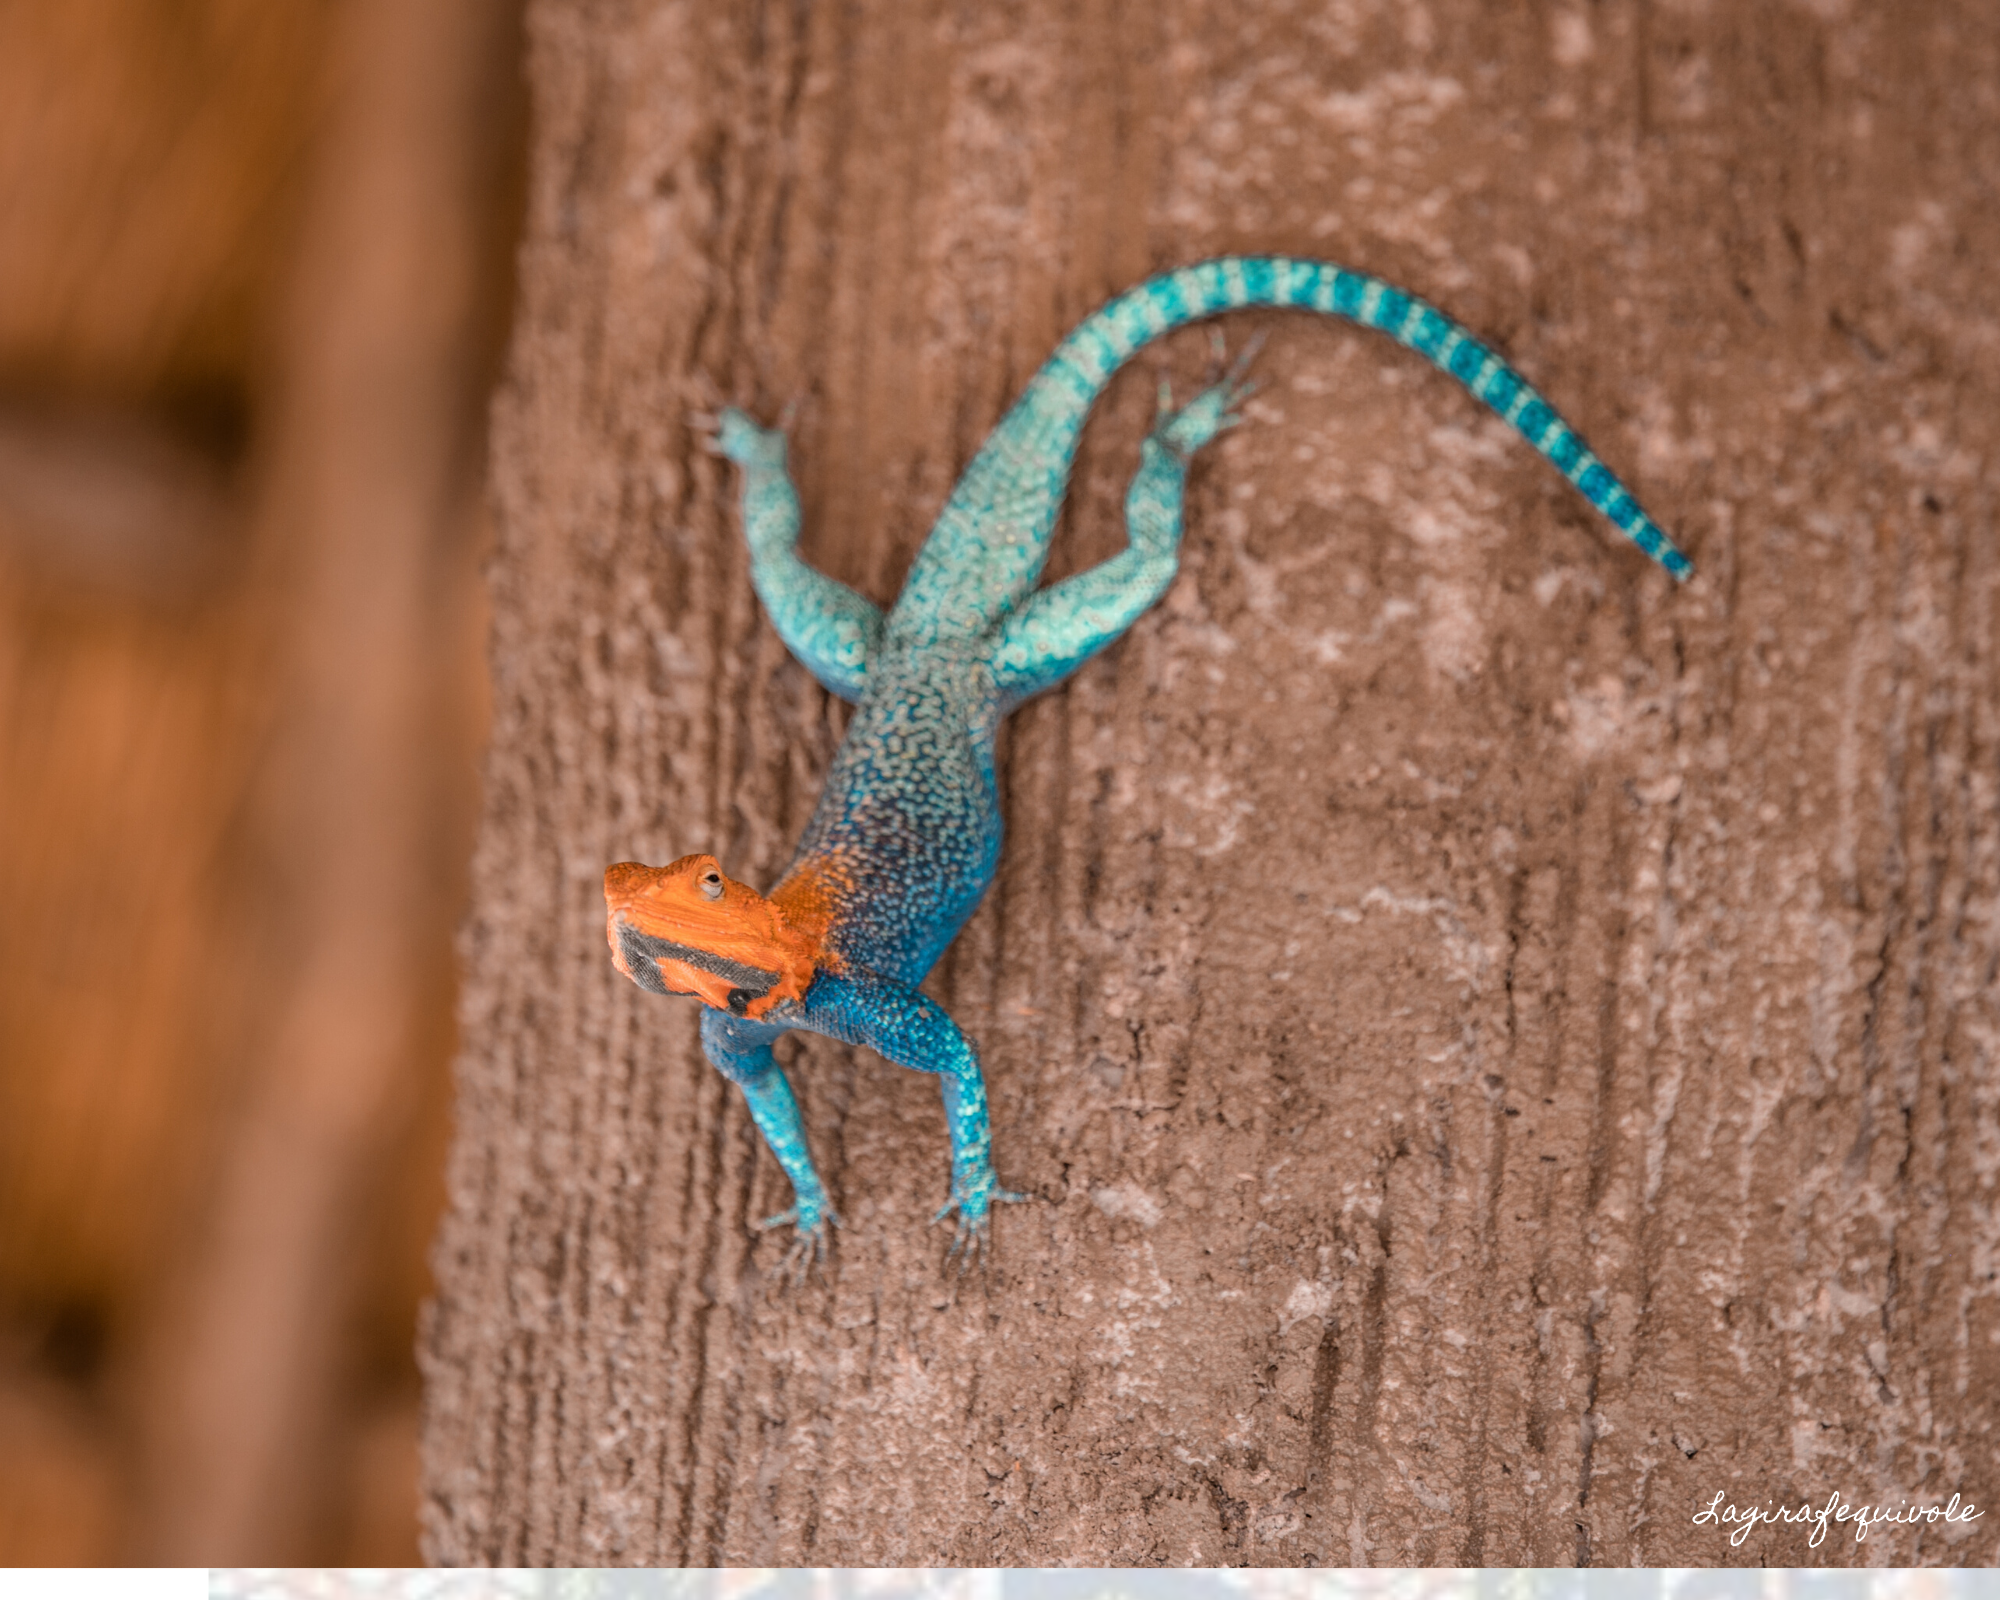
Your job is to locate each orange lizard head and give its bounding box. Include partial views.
[604,853,818,1020]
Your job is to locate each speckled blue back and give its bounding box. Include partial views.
[785,640,1005,984]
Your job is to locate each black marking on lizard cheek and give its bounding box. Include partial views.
[727,987,756,1016]
[618,922,781,996]
[616,924,672,993]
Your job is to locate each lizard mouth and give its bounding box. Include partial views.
[613,921,780,1014]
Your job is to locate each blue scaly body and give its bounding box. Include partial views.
[656,256,1689,1270]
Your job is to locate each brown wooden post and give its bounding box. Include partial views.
[422,0,2000,1565]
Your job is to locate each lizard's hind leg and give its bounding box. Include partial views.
[988,366,1253,706]
[713,407,884,703]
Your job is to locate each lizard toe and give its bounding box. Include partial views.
[756,1203,837,1289]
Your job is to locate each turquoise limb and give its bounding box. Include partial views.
[933,1055,1028,1265]
[699,1008,833,1242]
[799,967,1025,1255]
[989,435,1187,704]
[715,407,883,703]
[990,374,1247,705]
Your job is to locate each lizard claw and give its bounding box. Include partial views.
[711,406,789,467]
[756,1203,838,1287]
[1225,327,1269,385]
[1202,325,1267,385]
[1205,325,1230,382]
[931,1187,1030,1276]
[1155,329,1264,460]
[696,404,791,468]
[1154,380,1253,459]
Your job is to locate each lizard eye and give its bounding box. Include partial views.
[698,869,724,901]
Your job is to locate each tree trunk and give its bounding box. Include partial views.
[421,0,2000,1566]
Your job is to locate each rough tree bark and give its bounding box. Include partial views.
[422,0,2000,1567]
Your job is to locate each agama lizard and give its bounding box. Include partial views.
[604,255,1690,1274]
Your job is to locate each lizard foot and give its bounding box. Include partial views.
[1154,334,1263,461]
[755,1204,838,1287]
[931,1187,1030,1276]
[708,405,789,468]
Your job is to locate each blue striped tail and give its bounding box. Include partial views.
[891,255,1689,644]
[1043,256,1690,579]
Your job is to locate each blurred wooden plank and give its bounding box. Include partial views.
[124,0,518,1561]
[0,0,332,405]
[0,1369,118,1563]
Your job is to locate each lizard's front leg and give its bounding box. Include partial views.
[801,967,1026,1269]
[713,407,883,703]
[699,1007,835,1279]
